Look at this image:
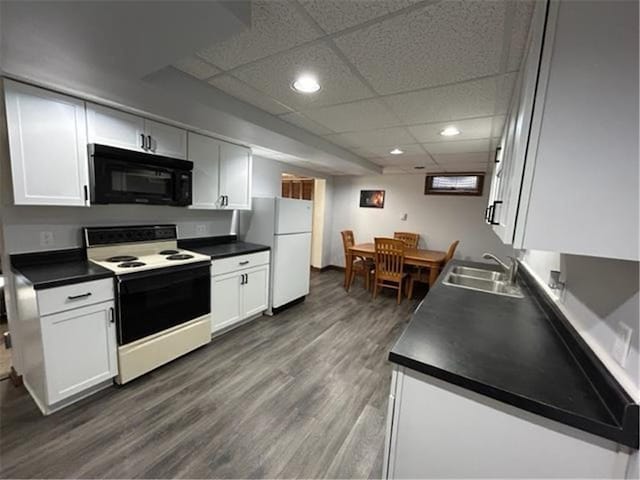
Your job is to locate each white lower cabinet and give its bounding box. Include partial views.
[384,367,630,479]
[41,301,117,404]
[17,277,118,414]
[211,253,269,333]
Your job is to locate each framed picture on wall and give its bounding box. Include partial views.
[359,190,385,208]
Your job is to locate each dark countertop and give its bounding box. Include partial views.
[389,259,639,449]
[11,249,113,290]
[178,235,269,260]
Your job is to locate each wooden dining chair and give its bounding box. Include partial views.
[373,237,407,305]
[341,230,374,291]
[407,240,460,299]
[393,231,420,249]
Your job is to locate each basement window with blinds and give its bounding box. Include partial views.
[424,173,484,196]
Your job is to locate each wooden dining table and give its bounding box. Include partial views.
[346,242,447,289]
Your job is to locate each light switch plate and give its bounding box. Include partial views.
[612,322,633,367]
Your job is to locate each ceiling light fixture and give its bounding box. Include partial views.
[390,148,404,155]
[440,126,461,137]
[292,75,321,94]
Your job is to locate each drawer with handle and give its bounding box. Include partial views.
[37,278,115,316]
[211,251,270,277]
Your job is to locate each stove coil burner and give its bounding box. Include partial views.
[166,254,194,260]
[118,261,146,268]
[106,255,138,263]
[159,249,179,255]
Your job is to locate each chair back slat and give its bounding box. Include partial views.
[393,231,420,249]
[341,230,355,261]
[445,240,460,263]
[375,237,405,278]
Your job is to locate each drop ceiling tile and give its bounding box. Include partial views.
[334,0,506,95]
[196,1,323,70]
[208,75,293,115]
[303,98,398,132]
[422,138,491,155]
[232,42,374,111]
[432,152,491,164]
[442,163,490,173]
[495,72,517,114]
[407,117,495,143]
[386,76,499,125]
[299,0,419,34]
[280,112,335,135]
[330,127,415,149]
[323,133,361,150]
[507,0,536,71]
[173,56,220,79]
[382,166,408,174]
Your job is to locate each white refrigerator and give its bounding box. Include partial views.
[244,197,313,312]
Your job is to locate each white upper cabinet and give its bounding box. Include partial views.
[144,119,187,159]
[188,132,221,209]
[219,142,252,210]
[487,0,639,260]
[86,103,146,152]
[86,103,186,159]
[4,80,90,207]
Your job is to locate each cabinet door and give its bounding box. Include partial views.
[491,0,547,244]
[219,142,252,210]
[145,119,187,159]
[86,103,146,152]
[4,80,90,206]
[211,272,242,332]
[242,266,269,318]
[188,132,221,209]
[41,301,117,404]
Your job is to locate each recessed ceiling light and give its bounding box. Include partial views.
[390,148,404,155]
[440,126,461,137]
[292,75,320,94]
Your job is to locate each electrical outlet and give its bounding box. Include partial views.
[612,322,633,367]
[400,213,408,221]
[195,224,207,235]
[40,231,54,247]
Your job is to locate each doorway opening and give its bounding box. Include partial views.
[281,174,326,270]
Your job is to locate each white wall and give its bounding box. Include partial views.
[328,174,514,266]
[520,250,639,399]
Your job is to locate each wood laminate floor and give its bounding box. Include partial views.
[0,270,419,479]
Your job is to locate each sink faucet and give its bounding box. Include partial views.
[482,253,518,284]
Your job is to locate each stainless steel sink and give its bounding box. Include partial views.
[449,266,508,282]
[443,272,524,298]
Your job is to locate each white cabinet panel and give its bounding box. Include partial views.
[86,103,145,152]
[219,142,251,210]
[188,132,221,209]
[4,80,89,206]
[41,301,117,404]
[386,367,627,479]
[211,271,242,332]
[517,0,639,260]
[242,266,269,318]
[146,119,187,159]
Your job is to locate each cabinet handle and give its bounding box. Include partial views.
[146,135,152,151]
[239,260,249,266]
[109,307,115,323]
[222,195,228,206]
[489,200,502,225]
[140,133,146,149]
[240,274,245,285]
[494,146,502,164]
[67,292,92,300]
[245,274,248,285]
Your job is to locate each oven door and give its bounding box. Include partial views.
[116,262,211,345]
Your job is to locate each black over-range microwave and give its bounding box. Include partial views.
[89,144,193,206]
